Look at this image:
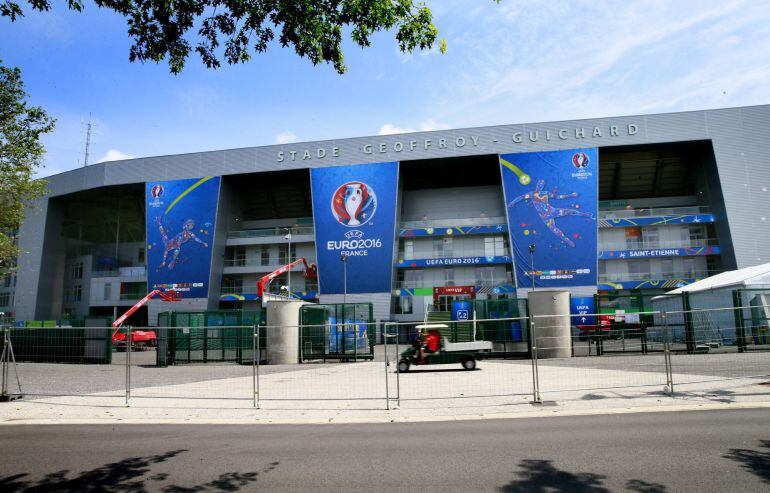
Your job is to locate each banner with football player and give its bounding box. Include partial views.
[500,149,598,288]
[146,176,221,298]
[311,161,399,295]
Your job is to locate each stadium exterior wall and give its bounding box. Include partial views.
[14,105,770,321]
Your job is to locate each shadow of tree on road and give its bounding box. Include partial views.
[497,459,668,492]
[724,439,770,484]
[0,449,275,492]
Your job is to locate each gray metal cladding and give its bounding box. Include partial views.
[16,104,770,319]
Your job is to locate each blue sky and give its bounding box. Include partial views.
[2,0,769,177]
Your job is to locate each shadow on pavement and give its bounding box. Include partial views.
[497,459,667,492]
[0,449,276,492]
[724,439,770,484]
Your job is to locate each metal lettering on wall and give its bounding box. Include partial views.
[276,124,639,162]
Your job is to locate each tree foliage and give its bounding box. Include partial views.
[0,61,54,272]
[2,0,445,74]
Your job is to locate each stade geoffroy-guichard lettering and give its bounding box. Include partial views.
[7,105,770,325]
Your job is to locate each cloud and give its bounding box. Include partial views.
[275,130,299,144]
[378,119,451,135]
[97,149,134,163]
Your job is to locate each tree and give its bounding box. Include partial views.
[0,61,55,272]
[1,0,448,74]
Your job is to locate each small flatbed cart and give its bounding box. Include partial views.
[397,323,492,372]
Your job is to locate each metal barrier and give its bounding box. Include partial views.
[0,307,768,410]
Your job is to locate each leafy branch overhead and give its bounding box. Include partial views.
[0,61,54,271]
[1,0,446,74]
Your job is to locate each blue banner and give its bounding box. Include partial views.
[500,149,598,288]
[146,176,220,298]
[400,224,507,237]
[311,162,399,294]
[327,318,369,353]
[599,246,719,259]
[570,296,597,326]
[398,255,511,268]
[599,213,714,228]
[599,279,698,290]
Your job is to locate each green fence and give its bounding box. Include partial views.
[7,326,113,364]
[298,303,374,361]
[156,310,262,365]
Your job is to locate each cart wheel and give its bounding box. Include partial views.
[461,358,476,370]
[398,360,410,373]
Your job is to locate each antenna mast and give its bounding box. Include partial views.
[83,113,93,167]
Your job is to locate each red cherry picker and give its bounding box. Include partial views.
[111,289,181,350]
[257,258,317,300]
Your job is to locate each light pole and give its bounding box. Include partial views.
[341,253,348,304]
[529,243,536,292]
[284,230,292,297]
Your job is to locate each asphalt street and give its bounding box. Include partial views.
[0,409,768,492]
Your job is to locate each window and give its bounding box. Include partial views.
[0,292,9,307]
[402,240,414,260]
[234,247,246,266]
[2,274,10,287]
[278,245,288,265]
[73,284,82,302]
[103,283,112,300]
[261,249,270,266]
[643,227,659,248]
[138,248,145,264]
[404,270,424,288]
[434,237,452,257]
[683,258,696,277]
[660,259,674,277]
[484,236,506,257]
[476,267,496,284]
[444,269,455,286]
[627,260,650,279]
[689,226,706,245]
[598,261,607,277]
[71,262,83,280]
[395,296,413,314]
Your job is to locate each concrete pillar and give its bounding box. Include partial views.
[265,299,307,364]
[528,290,571,359]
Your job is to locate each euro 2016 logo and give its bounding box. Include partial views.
[572,152,590,169]
[331,181,377,227]
[150,185,164,198]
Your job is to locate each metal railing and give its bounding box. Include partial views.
[598,238,720,251]
[227,225,315,239]
[1,304,767,410]
[223,256,317,268]
[598,270,718,282]
[599,205,711,219]
[92,267,147,278]
[394,278,513,289]
[400,215,507,228]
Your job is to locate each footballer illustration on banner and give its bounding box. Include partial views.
[500,149,598,288]
[146,176,221,298]
[311,162,399,295]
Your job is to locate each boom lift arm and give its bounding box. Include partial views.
[111,289,181,338]
[257,258,317,299]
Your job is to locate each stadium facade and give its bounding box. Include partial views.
[5,105,770,325]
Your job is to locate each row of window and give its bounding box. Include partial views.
[400,236,508,259]
[229,245,297,266]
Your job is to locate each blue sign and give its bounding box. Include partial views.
[599,279,699,290]
[146,176,220,298]
[599,246,719,259]
[500,149,598,288]
[570,296,597,326]
[311,162,399,294]
[398,256,511,268]
[327,318,369,353]
[452,300,472,321]
[400,224,507,237]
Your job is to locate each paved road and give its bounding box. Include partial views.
[0,409,767,491]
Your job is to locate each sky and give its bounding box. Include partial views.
[2,0,770,178]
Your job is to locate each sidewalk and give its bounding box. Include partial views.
[1,360,768,424]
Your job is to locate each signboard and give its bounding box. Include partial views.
[599,213,715,228]
[398,255,511,268]
[500,149,598,288]
[311,161,399,295]
[570,296,596,326]
[433,286,476,305]
[598,246,720,259]
[146,176,220,298]
[452,300,472,321]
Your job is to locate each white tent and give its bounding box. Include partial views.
[654,262,770,298]
[651,263,770,348]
